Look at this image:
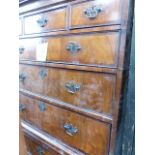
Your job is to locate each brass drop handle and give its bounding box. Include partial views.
[38,102,46,112]
[19,73,27,83]
[19,46,24,54]
[64,123,78,136]
[19,103,25,112]
[65,82,80,94]
[66,42,81,54]
[84,5,103,19]
[37,16,48,27]
[37,146,45,155]
[27,152,32,155]
[39,68,48,79]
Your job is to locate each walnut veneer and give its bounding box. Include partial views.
[19,0,131,154]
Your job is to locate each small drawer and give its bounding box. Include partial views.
[19,32,119,67]
[24,7,67,34]
[19,64,115,114]
[24,133,60,155]
[20,95,111,155]
[71,0,121,28]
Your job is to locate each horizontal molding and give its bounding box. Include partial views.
[19,25,121,39]
[20,88,113,124]
[19,60,117,74]
[19,0,70,15]
[21,120,86,155]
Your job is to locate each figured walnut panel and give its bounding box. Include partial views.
[19,32,119,67]
[20,95,111,155]
[24,134,60,155]
[19,64,115,115]
[71,0,121,27]
[24,7,67,34]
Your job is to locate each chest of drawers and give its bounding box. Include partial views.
[19,0,131,154]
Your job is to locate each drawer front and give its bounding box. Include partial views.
[19,32,119,67]
[24,7,67,34]
[71,0,121,28]
[24,134,60,155]
[20,95,111,155]
[19,64,115,114]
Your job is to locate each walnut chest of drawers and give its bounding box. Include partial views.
[19,0,131,154]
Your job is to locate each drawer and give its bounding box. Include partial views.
[71,0,121,28]
[24,133,60,155]
[19,32,119,67]
[19,64,115,114]
[20,94,111,155]
[24,7,67,34]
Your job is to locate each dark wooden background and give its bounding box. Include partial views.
[115,6,135,155]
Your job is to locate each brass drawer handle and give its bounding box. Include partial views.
[64,123,78,136]
[27,152,32,155]
[65,82,80,94]
[37,146,45,155]
[39,68,48,79]
[19,103,25,112]
[84,5,103,19]
[66,42,81,54]
[19,73,27,83]
[37,16,48,27]
[19,46,24,54]
[38,102,46,112]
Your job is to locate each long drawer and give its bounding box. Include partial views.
[71,0,121,28]
[19,32,119,67]
[19,64,115,114]
[24,6,67,34]
[20,94,111,155]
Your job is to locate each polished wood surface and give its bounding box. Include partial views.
[20,64,115,115]
[46,33,119,66]
[20,25,121,39]
[22,121,86,155]
[20,32,119,67]
[71,0,121,28]
[19,0,131,154]
[20,88,113,124]
[19,0,74,14]
[20,94,111,155]
[24,7,67,34]
[20,60,118,74]
[24,134,60,155]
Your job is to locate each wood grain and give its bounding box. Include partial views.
[24,7,67,34]
[20,88,113,124]
[20,32,120,67]
[71,0,121,28]
[19,0,132,154]
[22,121,86,155]
[19,60,118,74]
[19,64,115,115]
[24,134,60,155]
[20,25,121,39]
[20,94,111,155]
